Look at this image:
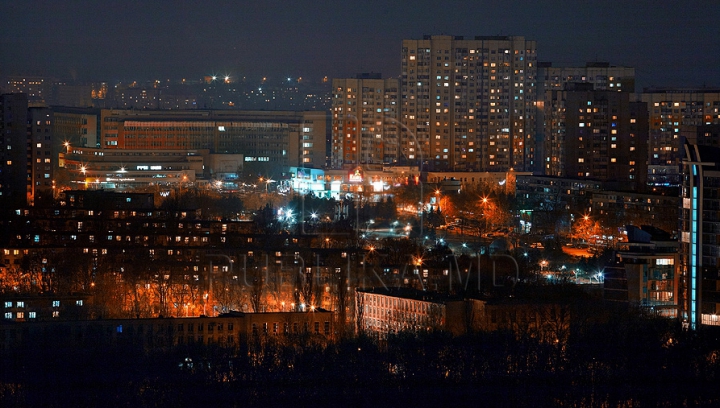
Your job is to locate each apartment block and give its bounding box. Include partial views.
[0,93,29,209]
[331,74,399,169]
[544,83,648,190]
[401,35,537,172]
[641,89,720,186]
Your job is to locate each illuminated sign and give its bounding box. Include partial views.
[348,167,363,183]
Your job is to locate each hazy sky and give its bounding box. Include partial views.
[1,0,718,89]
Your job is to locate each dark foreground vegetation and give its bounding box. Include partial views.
[3,302,720,407]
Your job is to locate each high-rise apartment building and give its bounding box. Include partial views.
[28,107,57,205]
[535,62,635,172]
[401,35,537,172]
[0,93,29,208]
[331,74,399,169]
[680,142,720,329]
[0,94,58,207]
[544,83,648,190]
[640,89,720,186]
[537,62,635,93]
[3,76,49,104]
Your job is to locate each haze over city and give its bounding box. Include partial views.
[4,2,720,407]
[2,0,719,88]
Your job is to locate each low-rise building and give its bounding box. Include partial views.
[0,310,334,351]
[356,287,571,343]
[603,225,679,317]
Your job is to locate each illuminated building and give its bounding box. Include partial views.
[535,62,635,172]
[680,143,720,329]
[331,74,399,169]
[401,35,537,172]
[640,89,720,186]
[0,93,29,208]
[603,225,679,317]
[356,287,570,342]
[544,83,648,190]
[100,109,327,169]
[0,94,59,207]
[52,107,101,148]
[3,76,48,104]
[537,62,635,93]
[0,311,334,350]
[28,107,59,206]
[591,190,679,234]
[62,146,207,189]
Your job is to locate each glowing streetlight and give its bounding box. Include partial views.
[260,177,275,193]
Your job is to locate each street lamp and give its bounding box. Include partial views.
[80,165,88,189]
[480,196,490,233]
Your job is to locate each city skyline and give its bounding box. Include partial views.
[1,0,718,89]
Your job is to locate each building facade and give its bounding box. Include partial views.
[544,83,648,190]
[356,287,570,342]
[603,225,678,317]
[99,109,327,169]
[401,35,537,172]
[535,62,635,172]
[28,106,57,205]
[680,143,720,329]
[1,311,334,351]
[0,93,29,209]
[640,89,720,186]
[331,74,400,169]
[52,107,101,148]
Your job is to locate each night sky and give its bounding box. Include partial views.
[1,0,718,89]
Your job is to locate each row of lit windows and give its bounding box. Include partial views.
[4,300,81,309]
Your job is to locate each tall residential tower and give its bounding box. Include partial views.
[400,35,537,172]
[331,74,399,169]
